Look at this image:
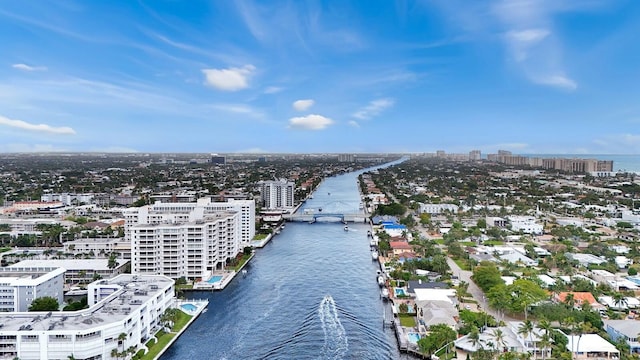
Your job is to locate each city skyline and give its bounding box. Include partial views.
[1,1,639,154]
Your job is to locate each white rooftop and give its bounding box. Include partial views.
[414,288,456,303]
[10,259,127,271]
[565,334,618,354]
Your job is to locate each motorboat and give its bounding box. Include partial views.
[371,251,378,260]
[242,269,248,277]
[367,230,372,237]
[381,288,389,300]
[370,239,377,247]
[344,226,349,231]
[377,275,385,287]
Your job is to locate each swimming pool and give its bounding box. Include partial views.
[394,288,406,297]
[207,275,223,284]
[181,303,197,312]
[408,332,420,344]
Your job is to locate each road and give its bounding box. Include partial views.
[447,257,517,322]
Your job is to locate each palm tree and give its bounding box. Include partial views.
[612,293,628,311]
[110,349,119,360]
[563,293,576,309]
[518,320,535,358]
[492,328,507,353]
[468,326,484,351]
[117,332,127,352]
[538,332,552,360]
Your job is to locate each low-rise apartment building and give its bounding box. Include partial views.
[0,267,65,312]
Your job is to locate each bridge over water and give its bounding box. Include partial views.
[283,212,369,223]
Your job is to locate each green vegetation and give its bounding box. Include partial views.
[417,323,457,358]
[63,297,88,311]
[29,296,59,311]
[398,314,416,327]
[253,233,268,240]
[471,261,504,292]
[375,202,406,216]
[138,310,192,360]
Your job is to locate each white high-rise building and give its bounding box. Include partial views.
[259,180,295,210]
[124,198,255,280]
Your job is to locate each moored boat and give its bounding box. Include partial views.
[371,250,378,260]
[381,287,389,300]
[377,275,385,287]
[344,226,349,231]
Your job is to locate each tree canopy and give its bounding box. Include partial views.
[29,296,59,311]
[472,261,504,292]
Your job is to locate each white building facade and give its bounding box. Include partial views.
[0,274,174,360]
[0,267,65,312]
[125,198,254,280]
[259,180,295,210]
[418,203,459,214]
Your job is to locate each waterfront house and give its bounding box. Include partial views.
[564,333,619,359]
[389,241,413,256]
[455,322,552,359]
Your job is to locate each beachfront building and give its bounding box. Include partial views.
[0,274,174,360]
[455,322,552,359]
[125,198,254,280]
[258,179,295,210]
[9,259,128,285]
[0,267,65,312]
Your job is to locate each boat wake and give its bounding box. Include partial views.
[319,295,348,359]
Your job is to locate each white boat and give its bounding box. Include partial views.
[344,226,349,231]
[371,251,378,260]
[381,288,389,300]
[370,239,377,247]
[377,276,385,287]
[242,269,248,277]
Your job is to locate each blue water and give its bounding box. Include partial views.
[408,333,420,344]
[207,276,223,284]
[161,159,405,360]
[181,304,196,312]
[394,288,406,297]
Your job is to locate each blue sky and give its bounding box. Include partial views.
[1,0,640,154]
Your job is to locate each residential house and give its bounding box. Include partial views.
[564,333,619,359]
[554,292,605,311]
[604,320,640,354]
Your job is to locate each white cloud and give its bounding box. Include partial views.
[288,114,334,130]
[208,103,264,118]
[292,99,314,111]
[12,63,47,72]
[506,29,550,44]
[533,74,577,90]
[0,115,76,135]
[202,65,255,91]
[264,86,283,94]
[348,120,360,128]
[353,98,394,120]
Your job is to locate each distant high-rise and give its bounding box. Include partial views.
[338,154,355,162]
[211,154,226,165]
[469,150,481,161]
[259,180,295,210]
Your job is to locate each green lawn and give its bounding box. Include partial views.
[253,233,268,240]
[0,247,11,253]
[483,240,505,246]
[139,312,193,360]
[433,239,445,244]
[232,254,252,271]
[460,241,476,247]
[398,314,416,327]
[453,258,471,271]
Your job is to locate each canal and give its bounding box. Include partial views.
[161,160,403,360]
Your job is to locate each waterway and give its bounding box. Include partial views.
[161,160,404,360]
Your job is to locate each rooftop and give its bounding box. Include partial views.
[10,259,127,271]
[0,274,173,332]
